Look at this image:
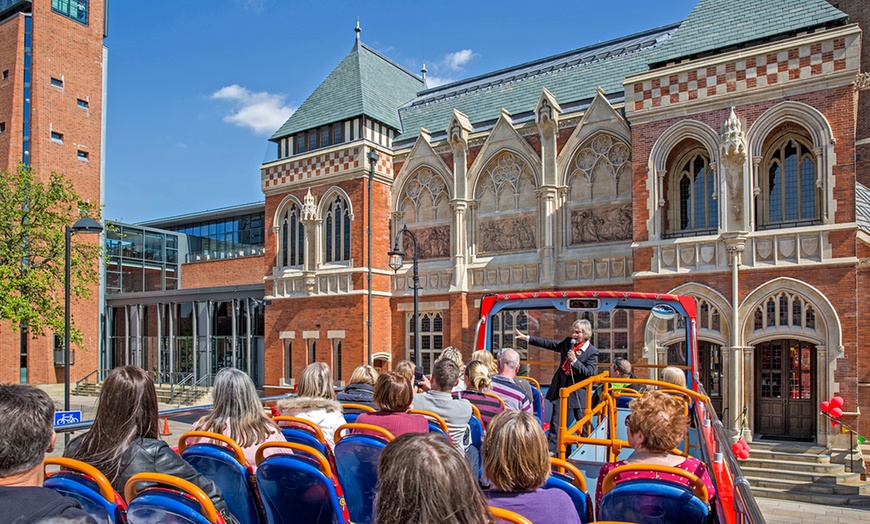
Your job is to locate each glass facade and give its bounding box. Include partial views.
[51,0,87,24]
[164,212,265,262]
[106,224,182,294]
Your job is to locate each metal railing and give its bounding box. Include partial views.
[74,369,110,392]
[167,373,195,404]
[176,373,214,406]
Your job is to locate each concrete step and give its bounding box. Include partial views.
[739,457,843,473]
[746,449,830,464]
[751,486,870,507]
[747,441,828,455]
[740,465,861,484]
[747,476,870,495]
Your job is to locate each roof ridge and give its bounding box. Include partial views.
[359,42,423,83]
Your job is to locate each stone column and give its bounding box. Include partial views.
[449,111,472,292]
[722,234,747,436]
[535,90,561,286]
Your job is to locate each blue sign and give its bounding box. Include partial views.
[54,410,82,426]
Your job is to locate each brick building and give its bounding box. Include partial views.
[252,0,870,445]
[0,0,105,384]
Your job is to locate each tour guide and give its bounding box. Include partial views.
[515,319,599,453]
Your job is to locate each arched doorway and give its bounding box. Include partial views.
[755,339,816,440]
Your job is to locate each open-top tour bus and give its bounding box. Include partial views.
[475,290,765,524]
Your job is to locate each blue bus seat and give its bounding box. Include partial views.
[256,441,350,524]
[332,423,394,524]
[178,431,264,524]
[468,414,485,478]
[599,464,709,524]
[44,457,126,524]
[125,472,226,524]
[546,458,592,524]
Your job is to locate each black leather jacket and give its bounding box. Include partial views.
[65,435,233,519]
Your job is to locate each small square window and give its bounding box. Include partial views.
[50,131,63,143]
[77,98,89,109]
[2,70,8,80]
[0,122,5,134]
[77,150,89,161]
[51,77,63,88]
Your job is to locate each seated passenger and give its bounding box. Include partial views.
[277,362,347,448]
[64,366,237,523]
[471,349,498,376]
[438,347,467,392]
[413,358,473,455]
[374,432,494,524]
[190,367,285,469]
[453,361,504,425]
[491,349,532,413]
[660,366,687,389]
[393,360,416,388]
[336,365,379,409]
[610,357,644,393]
[594,390,715,511]
[357,372,428,438]
[0,384,96,524]
[483,411,581,524]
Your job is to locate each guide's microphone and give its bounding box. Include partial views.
[570,338,576,346]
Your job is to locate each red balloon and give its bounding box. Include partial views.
[831,419,839,428]
[737,449,750,460]
[830,407,843,419]
[740,440,750,451]
[820,401,830,413]
[731,443,741,454]
[830,396,844,409]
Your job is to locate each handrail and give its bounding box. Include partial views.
[168,373,195,404]
[177,373,214,405]
[75,368,110,389]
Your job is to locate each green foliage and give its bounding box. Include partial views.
[0,163,102,345]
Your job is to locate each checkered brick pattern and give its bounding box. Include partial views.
[262,146,394,189]
[631,37,854,111]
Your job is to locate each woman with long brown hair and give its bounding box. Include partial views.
[64,366,235,521]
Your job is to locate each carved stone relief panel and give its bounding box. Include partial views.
[478,215,536,254]
[570,203,632,244]
[568,134,631,201]
[403,226,450,260]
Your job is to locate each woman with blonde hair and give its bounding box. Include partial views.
[471,349,497,376]
[277,362,346,448]
[191,368,285,468]
[374,432,494,524]
[660,366,687,389]
[483,411,581,524]
[594,390,715,510]
[356,372,428,438]
[336,364,379,408]
[453,360,503,425]
[393,360,416,386]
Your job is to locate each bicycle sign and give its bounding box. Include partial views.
[54,410,82,426]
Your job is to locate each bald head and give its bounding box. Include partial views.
[497,348,521,378]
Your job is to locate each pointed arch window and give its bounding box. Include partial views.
[753,292,817,332]
[280,203,304,267]
[669,149,717,236]
[324,194,351,263]
[758,135,818,229]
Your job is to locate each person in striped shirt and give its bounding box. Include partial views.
[491,349,532,413]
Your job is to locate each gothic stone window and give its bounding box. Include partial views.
[753,292,816,332]
[408,311,444,374]
[324,194,351,263]
[399,168,450,260]
[475,151,537,254]
[758,131,818,229]
[666,144,717,237]
[567,133,632,245]
[280,203,304,267]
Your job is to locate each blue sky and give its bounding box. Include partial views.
[103,0,699,224]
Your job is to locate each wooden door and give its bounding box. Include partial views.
[697,341,722,417]
[755,340,815,440]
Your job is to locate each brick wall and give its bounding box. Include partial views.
[181,255,265,289]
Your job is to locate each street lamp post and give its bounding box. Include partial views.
[64,217,103,418]
[366,148,379,365]
[388,225,420,367]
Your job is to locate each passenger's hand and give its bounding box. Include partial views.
[514,327,528,341]
[418,374,432,392]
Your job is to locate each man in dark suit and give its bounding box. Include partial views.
[515,318,599,453]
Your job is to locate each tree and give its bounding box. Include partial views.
[0,163,101,345]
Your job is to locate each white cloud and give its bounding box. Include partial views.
[211,84,295,135]
[444,49,475,71]
[424,75,455,88]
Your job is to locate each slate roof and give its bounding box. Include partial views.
[394,24,679,145]
[270,41,423,141]
[651,0,847,66]
[856,183,870,234]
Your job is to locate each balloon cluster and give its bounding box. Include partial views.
[731,439,750,460]
[821,396,845,427]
